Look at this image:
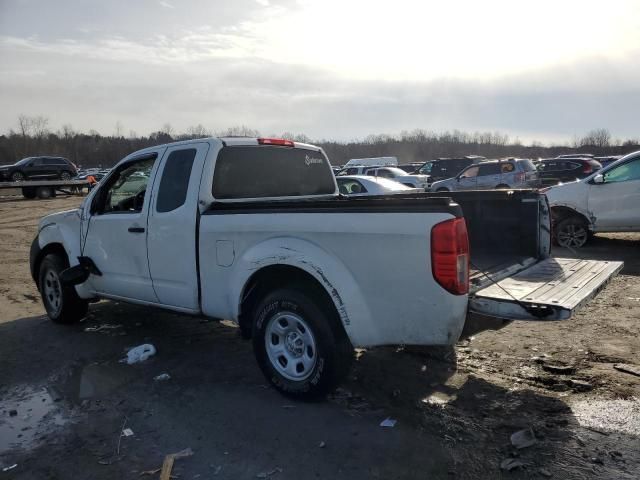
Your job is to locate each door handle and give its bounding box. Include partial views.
[128,226,145,233]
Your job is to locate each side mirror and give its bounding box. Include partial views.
[593,174,604,184]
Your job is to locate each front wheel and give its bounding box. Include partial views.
[39,254,88,324]
[60,171,72,180]
[252,287,352,399]
[555,216,589,248]
[436,187,449,192]
[495,184,511,189]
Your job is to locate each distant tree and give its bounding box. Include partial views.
[580,128,611,148]
[218,125,260,137]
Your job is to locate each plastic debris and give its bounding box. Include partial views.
[256,467,282,478]
[160,448,193,480]
[380,418,397,428]
[510,428,537,449]
[500,458,526,471]
[122,428,134,437]
[123,344,156,364]
[212,465,222,475]
[539,468,553,477]
[318,441,326,448]
[2,464,17,472]
[154,373,171,381]
[614,364,640,377]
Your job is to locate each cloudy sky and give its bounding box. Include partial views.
[0,0,639,143]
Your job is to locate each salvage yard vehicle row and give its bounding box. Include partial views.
[29,137,622,398]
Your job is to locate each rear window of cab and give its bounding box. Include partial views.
[212,146,336,199]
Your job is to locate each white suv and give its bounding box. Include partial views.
[545,150,640,247]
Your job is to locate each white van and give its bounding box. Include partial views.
[343,156,398,168]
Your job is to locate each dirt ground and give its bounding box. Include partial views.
[1,193,638,479]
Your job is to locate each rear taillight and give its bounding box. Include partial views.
[431,217,469,295]
[582,163,593,174]
[258,138,294,147]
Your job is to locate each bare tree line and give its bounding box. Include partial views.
[0,116,637,168]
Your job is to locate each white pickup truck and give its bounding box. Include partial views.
[30,137,622,398]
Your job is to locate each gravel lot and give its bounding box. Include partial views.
[1,194,638,479]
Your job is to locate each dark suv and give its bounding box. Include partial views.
[0,156,77,182]
[537,158,602,187]
[415,156,485,183]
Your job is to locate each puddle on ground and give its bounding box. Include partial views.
[66,363,138,401]
[0,387,67,452]
[571,397,640,436]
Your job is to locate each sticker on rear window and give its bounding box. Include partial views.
[305,155,324,166]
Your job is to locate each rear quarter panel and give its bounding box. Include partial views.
[199,211,468,347]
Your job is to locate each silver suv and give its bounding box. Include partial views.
[429,158,539,191]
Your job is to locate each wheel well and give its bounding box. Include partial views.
[32,243,68,286]
[238,264,342,340]
[551,206,591,228]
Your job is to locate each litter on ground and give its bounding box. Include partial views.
[123,344,157,364]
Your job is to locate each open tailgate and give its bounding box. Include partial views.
[469,258,623,320]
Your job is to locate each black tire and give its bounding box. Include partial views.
[252,286,352,399]
[36,187,54,199]
[495,184,511,189]
[60,171,72,180]
[38,254,88,324]
[554,216,589,248]
[22,187,37,199]
[402,183,415,188]
[11,171,25,182]
[436,187,449,192]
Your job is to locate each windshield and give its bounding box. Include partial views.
[418,162,433,174]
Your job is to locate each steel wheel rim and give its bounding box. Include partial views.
[558,223,587,248]
[43,269,62,315]
[265,311,317,381]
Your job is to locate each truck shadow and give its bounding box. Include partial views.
[1,302,637,479]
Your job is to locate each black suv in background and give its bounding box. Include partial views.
[536,157,602,187]
[414,155,485,182]
[0,156,78,182]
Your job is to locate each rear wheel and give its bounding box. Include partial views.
[436,187,449,192]
[252,286,352,399]
[11,171,25,182]
[38,254,88,324]
[555,216,589,248]
[22,187,37,199]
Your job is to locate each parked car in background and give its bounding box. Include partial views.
[397,163,424,173]
[0,156,78,182]
[545,150,640,248]
[429,158,538,192]
[556,153,595,159]
[415,156,485,183]
[343,156,397,168]
[337,175,422,195]
[537,158,602,186]
[363,167,429,189]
